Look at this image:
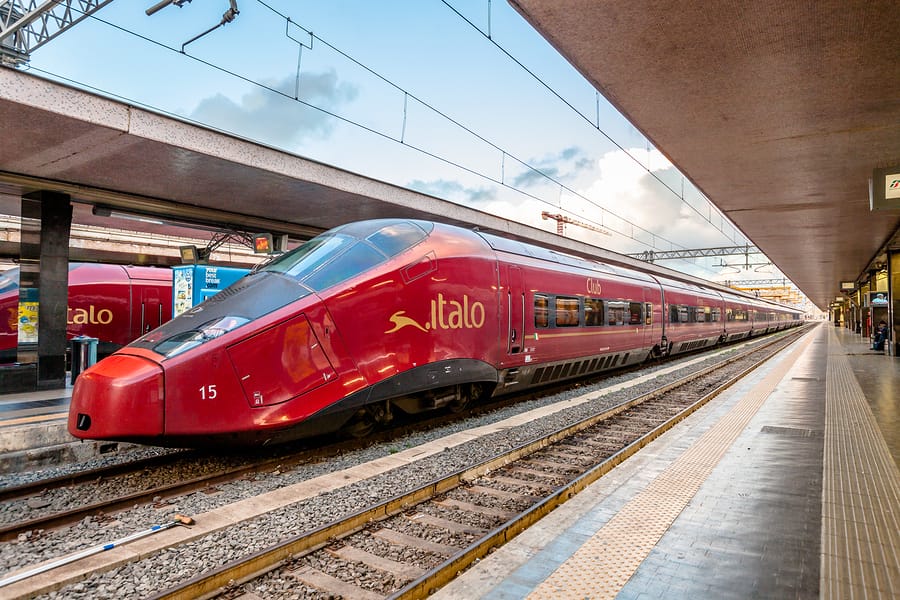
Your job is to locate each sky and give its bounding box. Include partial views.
[19,0,794,289]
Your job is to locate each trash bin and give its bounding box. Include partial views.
[70,336,98,383]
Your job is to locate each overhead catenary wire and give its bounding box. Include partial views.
[440,0,742,245]
[24,1,738,276]
[250,1,712,259]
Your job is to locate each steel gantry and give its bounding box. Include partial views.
[0,1,115,66]
[628,244,760,264]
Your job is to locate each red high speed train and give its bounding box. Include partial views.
[68,219,802,447]
[1,263,172,364]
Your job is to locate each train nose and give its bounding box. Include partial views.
[68,354,165,440]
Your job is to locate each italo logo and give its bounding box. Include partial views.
[67,305,113,325]
[386,293,485,333]
[890,179,900,190]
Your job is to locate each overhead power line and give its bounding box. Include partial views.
[13,1,744,279]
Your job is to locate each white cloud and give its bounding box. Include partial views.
[189,71,358,147]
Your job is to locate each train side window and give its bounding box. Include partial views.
[671,304,689,323]
[555,296,580,327]
[644,302,652,325]
[303,242,386,291]
[585,298,604,326]
[711,307,721,322]
[696,306,709,323]
[535,294,549,328]
[628,302,643,325]
[606,300,626,326]
[366,221,428,256]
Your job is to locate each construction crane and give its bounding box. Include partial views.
[541,212,612,237]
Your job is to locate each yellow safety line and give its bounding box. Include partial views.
[0,412,68,427]
[526,328,816,599]
[821,328,900,599]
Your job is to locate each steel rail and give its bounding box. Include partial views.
[148,328,806,600]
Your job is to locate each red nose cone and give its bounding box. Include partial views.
[68,354,165,440]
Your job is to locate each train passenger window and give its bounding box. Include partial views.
[263,234,354,280]
[535,294,549,328]
[555,296,580,327]
[366,222,429,256]
[671,305,690,323]
[697,306,709,323]
[628,302,642,325]
[585,298,604,326]
[711,307,721,322]
[644,302,652,325]
[606,301,627,326]
[304,242,386,291]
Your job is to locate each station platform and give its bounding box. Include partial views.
[433,323,900,599]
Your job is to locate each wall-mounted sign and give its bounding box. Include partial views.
[869,291,889,306]
[870,167,900,210]
[840,281,855,290]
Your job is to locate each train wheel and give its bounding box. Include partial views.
[447,383,485,413]
[345,414,376,438]
[345,403,390,438]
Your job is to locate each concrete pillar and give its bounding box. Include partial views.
[18,191,72,389]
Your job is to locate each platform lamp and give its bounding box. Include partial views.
[179,245,199,264]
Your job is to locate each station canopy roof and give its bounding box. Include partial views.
[509,0,900,310]
[3,0,900,311]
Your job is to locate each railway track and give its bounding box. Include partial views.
[146,328,805,599]
[0,380,609,542]
[0,326,808,598]
[0,331,779,544]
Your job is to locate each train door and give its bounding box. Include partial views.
[137,284,164,338]
[504,265,525,355]
[642,294,655,352]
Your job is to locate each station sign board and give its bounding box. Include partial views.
[870,167,900,210]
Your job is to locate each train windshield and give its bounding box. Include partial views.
[153,316,251,358]
[258,221,430,292]
[0,268,18,294]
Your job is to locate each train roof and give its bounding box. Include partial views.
[476,229,657,284]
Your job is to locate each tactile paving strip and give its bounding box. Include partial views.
[821,327,900,599]
[526,333,816,600]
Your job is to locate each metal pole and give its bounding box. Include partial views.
[0,515,194,588]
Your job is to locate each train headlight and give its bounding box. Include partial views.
[153,315,250,358]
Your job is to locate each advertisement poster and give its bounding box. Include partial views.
[173,267,194,317]
[17,301,38,344]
